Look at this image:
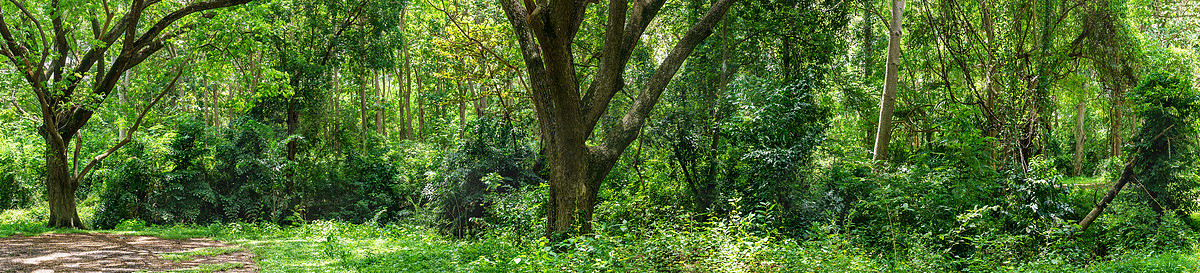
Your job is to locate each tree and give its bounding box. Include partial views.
[872,0,902,161]
[497,0,736,239]
[0,0,252,228]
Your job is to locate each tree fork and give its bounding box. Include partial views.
[1077,125,1173,232]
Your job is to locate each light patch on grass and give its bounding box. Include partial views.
[1061,176,1104,185]
[160,247,242,261]
[135,262,244,273]
[171,262,244,273]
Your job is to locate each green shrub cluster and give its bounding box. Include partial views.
[92,114,413,229]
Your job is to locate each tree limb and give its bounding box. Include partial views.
[73,67,183,183]
[1076,124,1175,232]
[581,0,667,136]
[594,0,736,178]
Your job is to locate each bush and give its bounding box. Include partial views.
[427,117,543,236]
[0,151,15,210]
[1127,73,1197,213]
[93,142,158,229]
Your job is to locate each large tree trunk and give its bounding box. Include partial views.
[872,0,904,161]
[499,0,735,241]
[45,135,83,228]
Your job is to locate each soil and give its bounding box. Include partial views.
[0,232,257,272]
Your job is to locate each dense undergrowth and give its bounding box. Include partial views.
[3,188,1199,273]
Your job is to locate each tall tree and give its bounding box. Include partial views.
[872,0,903,161]
[0,0,252,228]
[498,0,736,239]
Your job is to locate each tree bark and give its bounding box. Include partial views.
[377,71,386,135]
[1077,125,1173,232]
[1110,85,1123,157]
[872,0,904,161]
[400,6,412,140]
[46,136,82,228]
[360,72,369,134]
[1073,101,1086,176]
[499,0,735,241]
[418,76,425,140]
[458,82,467,137]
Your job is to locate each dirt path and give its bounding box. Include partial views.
[0,232,257,272]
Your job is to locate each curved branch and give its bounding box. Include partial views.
[74,67,183,183]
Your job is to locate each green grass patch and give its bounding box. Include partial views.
[135,262,244,273]
[160,247,243,261]
[4,211,1200,272]
[1061,176,1104,185]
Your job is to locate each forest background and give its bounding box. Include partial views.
[1,0,1199,271]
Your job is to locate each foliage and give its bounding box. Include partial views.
[1127,73,1198,212]
[426,117,542,236]
[0,0,1198,270]
[93,142,159,230]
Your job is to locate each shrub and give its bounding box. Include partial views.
[427,117,543,236]
[93,142,158,229]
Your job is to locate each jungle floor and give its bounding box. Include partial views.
[0,232,256,272]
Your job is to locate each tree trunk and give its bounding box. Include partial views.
[1077,155,1135,231]
[377,71,386,135]
[360,73,369,133]
[400,7,412,140]
[1110,85,1123,157]
[499,0,735,241]
[418,76,425,140]
[872,0,904,161]
[46,135,83,228]
[1073,101,1087,176]
[458,82,467,136]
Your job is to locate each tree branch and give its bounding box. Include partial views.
[58,0,249,140]
[594,0,736,176]
[48,0,70,83]
[499,0,553,137]
[431,0,520,73]
[1076,124,1175,232]
[5,0,49,80]
[581,0,668,137]
[74,67,183,183]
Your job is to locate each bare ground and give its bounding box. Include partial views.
[0,232,257,273]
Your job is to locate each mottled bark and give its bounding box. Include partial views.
[499,0,735,240]
[872,0,903,161]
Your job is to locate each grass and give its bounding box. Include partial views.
[4,202,1200,272]
[1061,176,1105,185]
[135,262,245,273]
[160,247,243,261]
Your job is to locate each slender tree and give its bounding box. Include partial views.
[872,0,903,161]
